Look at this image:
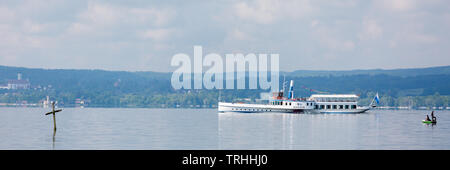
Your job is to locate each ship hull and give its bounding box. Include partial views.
[218,102,314,114]
[313,108,370,114]
[218,102,370,114]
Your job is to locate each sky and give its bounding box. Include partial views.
[1,0,450,72]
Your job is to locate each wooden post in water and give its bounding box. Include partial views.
[52,109,57,131]
[45,101,62,132]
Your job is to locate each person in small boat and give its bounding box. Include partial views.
[425,115,431,121]
[431,111,436,122]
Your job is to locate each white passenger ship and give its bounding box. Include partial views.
[218,80,379,114]
[308,94,370,113]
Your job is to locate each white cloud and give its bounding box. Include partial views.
[233,0,314,24]
[234,0,277,24]
[22,20,55,34]
[0,0,449,71]
[312,22,356,51]
[0,6,15,23]
[358,18,383,40]
[78,2,119,25]
[389,40,398,48]
[310,20,319,28]
[0,17,55,52]
[129,8,175,27]
[66,22,92,35]
[65,3,119,35]
[142,28,173,41]
[330,0,359,8]
[229,29,251,41]
[387,20,439,48]
[404,33,438,44]
[378,0,417,12]
[66,2,175,35]
[342,41,356,50]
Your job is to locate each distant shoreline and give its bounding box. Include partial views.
[1,105,448,111]
[1,65,449,109]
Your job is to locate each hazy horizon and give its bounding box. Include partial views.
[1,0,450,72]
[1,64,449,73]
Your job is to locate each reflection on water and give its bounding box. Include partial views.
[218,113,374,149]
[218,110,450,150]
[0,108,218,150]
[0,108,449,149]
[52,129,56,149]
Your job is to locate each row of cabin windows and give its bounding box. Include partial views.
[271,101,315,106]
[232,108,272,112]
[316,105,357,110]
[272,101,292,106]
[313,99,357,102]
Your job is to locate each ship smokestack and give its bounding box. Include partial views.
[288,80,294,99]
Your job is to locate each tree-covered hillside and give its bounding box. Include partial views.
[1,65,449,108]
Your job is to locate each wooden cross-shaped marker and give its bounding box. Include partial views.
[45,101,62,131]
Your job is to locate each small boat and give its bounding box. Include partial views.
[422,120,437,124]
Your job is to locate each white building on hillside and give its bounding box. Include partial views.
[7,73,30,90]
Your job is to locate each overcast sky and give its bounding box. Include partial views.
[1,0,449,72]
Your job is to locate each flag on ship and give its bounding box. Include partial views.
[374,93,380,104]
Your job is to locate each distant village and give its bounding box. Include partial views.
[0,73,31,90]
[0,73,88,107]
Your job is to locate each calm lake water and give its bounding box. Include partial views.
[0,108,449,150]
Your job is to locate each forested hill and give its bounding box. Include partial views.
[0,65,449,107]
[286,65,450,77]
